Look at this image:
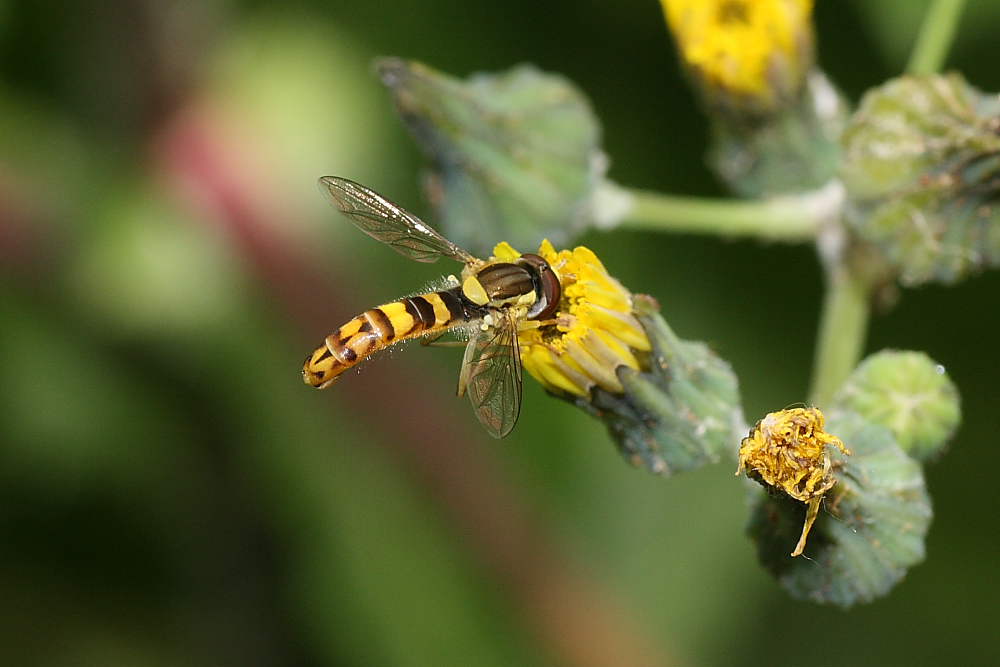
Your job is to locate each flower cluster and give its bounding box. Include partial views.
[364,0,970,605]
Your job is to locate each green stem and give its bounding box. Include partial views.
[613,182,842,242]
[907,0,966,75]
[808,262,872,407]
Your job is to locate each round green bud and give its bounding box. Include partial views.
[835,350,960,461]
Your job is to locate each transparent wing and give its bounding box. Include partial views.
[458,310,523,439]
[319,176,476,264]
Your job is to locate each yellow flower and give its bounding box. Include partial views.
[492,240,651,397]
[737,407,850,556]
[661,0,814,109]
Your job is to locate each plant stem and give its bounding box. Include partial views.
[907,0,966,75]
[808,262,872,407]
[807,0,966,407]
[613,181,842,242]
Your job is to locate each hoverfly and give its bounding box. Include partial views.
[302,177,562,438]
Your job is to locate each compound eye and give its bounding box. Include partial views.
[518,253,562,320]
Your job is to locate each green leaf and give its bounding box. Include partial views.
[378,58,605,254]
[747,411,932,607]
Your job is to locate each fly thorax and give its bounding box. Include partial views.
[466,262,536,308]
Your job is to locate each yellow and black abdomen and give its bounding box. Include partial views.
[303,288,476,388]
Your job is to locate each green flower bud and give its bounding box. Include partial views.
[834,350,961,462]
[574,295,744,475]
[747,411,932,607]
[659,0,845,196]
[841,73,1000,286]
[709,71,848,197]
[377,58,606,255]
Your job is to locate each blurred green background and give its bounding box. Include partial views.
[2,1,998,665]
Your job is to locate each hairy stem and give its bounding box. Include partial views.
[809,261,872,407]
[907,0,966,75]
[613,181,842,242]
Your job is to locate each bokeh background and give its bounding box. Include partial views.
[2,1,999,665]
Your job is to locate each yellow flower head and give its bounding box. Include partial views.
[661,0,814,110]
[491,240,651,398]
[737,407,851,556]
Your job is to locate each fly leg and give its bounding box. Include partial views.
[420,330,467,348]
[517,318,561,331]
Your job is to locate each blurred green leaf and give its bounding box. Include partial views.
[378,58,606,254]
[205,13,389,235]
[70,185,240,339]
[0,292,185,498]
[0,87,95,235]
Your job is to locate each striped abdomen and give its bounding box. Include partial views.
[303,288,478,388]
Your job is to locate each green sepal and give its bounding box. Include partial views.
[834,350,961,462]
[709,71,847,197]
[377,58,605,255]
[841,73,1000,286]
[575,295,744,474]
[747,411,932,607]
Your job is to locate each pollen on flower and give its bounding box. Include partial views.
[493,240,650,398]
[737,407,850,557]
[661,0,814,108]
